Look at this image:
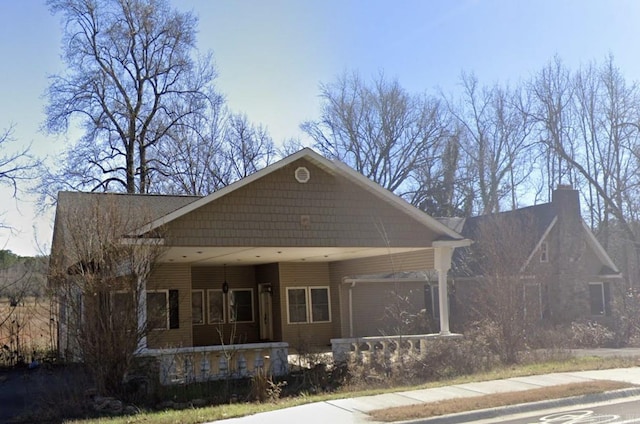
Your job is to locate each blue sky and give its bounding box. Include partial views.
[2,0,640,256]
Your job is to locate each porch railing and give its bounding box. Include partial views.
[331,333,462,363]
[137,342,289,385]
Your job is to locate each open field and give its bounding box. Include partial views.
[0,296,56,365]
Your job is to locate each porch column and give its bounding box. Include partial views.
[434,246,453,335]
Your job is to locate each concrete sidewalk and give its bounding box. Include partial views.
[208,365,640,424]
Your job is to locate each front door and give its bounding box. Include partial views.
[258,283,273,340]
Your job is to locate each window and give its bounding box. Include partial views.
[112,291,135,325]
[540,242,549,263]
[207,289,225,324]
[229,289,254,322]
[147,290,179,330]
[310,288,330,322]
[589,282,610,316]
[287,288,307,323]
[192,290,204,325]
[287,287,331,324]
[147,291,168,330]
[424,284,441,319]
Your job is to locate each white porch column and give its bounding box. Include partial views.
[434,246,453,335]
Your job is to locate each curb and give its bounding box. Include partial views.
[396,387,640,424]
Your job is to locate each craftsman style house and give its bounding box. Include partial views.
[440,185,624,329]
[50,148,470,382]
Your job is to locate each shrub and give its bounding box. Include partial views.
[569,320,615,348]
[249,367,286,402]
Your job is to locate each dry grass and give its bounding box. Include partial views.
[369,380,635,422]
[0,296,55,362]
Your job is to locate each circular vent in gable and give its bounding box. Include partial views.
[295,166,310,183]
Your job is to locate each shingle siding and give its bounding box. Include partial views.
[164,158,437,248]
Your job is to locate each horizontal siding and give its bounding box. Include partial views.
[329,250,434,338]
[278,262,337,349]
[330,249,434,277]
[191,266,259,346]
[146,263,192,348]
[342,281,427,337]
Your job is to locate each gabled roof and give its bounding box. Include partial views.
[443,197,621,278]
[132,148,466,241]
[50,191,200,262]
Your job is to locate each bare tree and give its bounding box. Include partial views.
[151,108,278,195]
[529,56,640,286]
[302,71,448,197]
[527,56,579,197]
[50,193,165,394]
[409,127,474,217]
[219,113,277,185]
[150,91,228,195]
[43,0,218,197]
[0,126,40,225]
[459,213,546,363]
[449,73,535,214]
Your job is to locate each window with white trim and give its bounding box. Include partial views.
[207,289,225,324]
[229,289,254,323]
[540,242,548,262]
[192,290,204,325]
[287,287,331,324]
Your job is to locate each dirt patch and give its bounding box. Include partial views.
[369,380,635,422]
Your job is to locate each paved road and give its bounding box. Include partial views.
[481,397,640,424]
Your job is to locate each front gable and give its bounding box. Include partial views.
[164,157,438,248]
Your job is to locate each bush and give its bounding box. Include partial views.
[569,320,615,348]
[249,367,286,402]
[342,322,505,388]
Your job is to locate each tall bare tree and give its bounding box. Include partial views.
[527,56,579,197]
[302,72,448,197]
[151,108,277,196]
[449,73,535,214]
[0,126,39,213]
[43,0,218,196]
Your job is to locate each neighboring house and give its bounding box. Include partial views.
[50,148,470,371]
[439,185,624,329]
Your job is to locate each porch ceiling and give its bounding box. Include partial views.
[160,246,431,265]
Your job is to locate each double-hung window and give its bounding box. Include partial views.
[147,290,180,330]
[229,289,254,323]
[207,289,225,324]
[191,290,204,325]
[287,287,331,324]
[205,288,254,323]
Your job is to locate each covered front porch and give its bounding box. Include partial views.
[136,241,466,384]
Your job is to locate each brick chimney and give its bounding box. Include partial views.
[552,184,580,219]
